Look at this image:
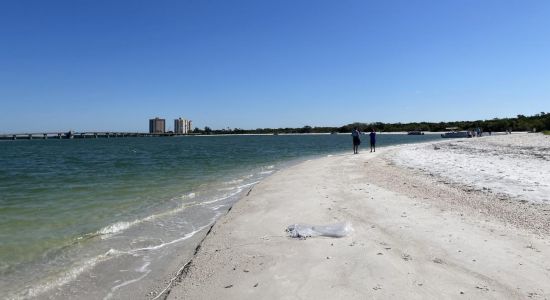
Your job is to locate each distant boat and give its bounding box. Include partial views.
[441,131,471,138]
[407,131,424,135]
[330,132,338,135]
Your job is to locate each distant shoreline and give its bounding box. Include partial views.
[0,131,529,140]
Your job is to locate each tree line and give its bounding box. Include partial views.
[192,112,550,134]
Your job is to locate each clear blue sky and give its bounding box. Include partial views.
[1,0,549,132]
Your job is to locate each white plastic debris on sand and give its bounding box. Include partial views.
[286,222,353,238]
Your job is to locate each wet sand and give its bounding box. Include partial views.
[165,133,550,299]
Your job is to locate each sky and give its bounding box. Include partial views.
[1,0,549,133]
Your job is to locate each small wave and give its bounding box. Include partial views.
[20,222,211,300]
[83,180,261,243]
[180,192,196,200]
[129,225,210,253]
[179,193,197,200]
[224,179,244,185]
[91,200,201,239]
[104,268,151,300]
[200,181,259,206]
[200,190,242,205]
[105,248,125,256]
[259,170,274,175]
[210,204,226,210]
[217,187,236,191]
[136,261,151,273]
[98,221,139,235]
[236,181,260,190]
[19,248,123,299]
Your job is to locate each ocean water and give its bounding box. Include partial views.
[0,134,441,299]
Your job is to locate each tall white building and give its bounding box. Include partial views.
[174,118,192,134]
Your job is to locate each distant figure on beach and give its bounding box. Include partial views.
[478,127,483,137]
[369,128,376,152]
[351,127,361,154]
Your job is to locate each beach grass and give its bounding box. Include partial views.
[543,130,550,135]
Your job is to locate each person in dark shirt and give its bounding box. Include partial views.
[369,128,376,152]
[351,127,361,154]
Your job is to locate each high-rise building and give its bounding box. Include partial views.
[149,117,165,133]
[174,118,185,134]
[174,118,193,134]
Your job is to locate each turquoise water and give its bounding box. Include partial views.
[0,134,440,298]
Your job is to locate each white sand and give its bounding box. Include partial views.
[393,133,550,204]
[166,134,550,299]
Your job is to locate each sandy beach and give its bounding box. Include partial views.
[164,133,550,299]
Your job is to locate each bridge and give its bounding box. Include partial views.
[0,131,191,140]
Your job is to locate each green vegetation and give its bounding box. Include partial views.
[543,131,550,135]
[195,112,550,134]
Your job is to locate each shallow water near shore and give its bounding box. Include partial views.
[0,134,441,299]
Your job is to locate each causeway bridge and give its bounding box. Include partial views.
[0,131,191,140]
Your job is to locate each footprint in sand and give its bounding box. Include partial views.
[432,258,444,264]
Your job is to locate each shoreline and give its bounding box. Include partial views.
[0,131,526,140]
[6,133,545,299]
[8,164,284,299]
[166,133,550,299]
[12,137,356,299]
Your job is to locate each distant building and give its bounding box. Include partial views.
[149,117,165,134]
[174,118,192,134]
[174,118,185,134]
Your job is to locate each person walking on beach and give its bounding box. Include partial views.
[369,128,376,152]
[351,127,361,154]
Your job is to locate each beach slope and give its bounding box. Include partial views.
[168,136,550,299]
